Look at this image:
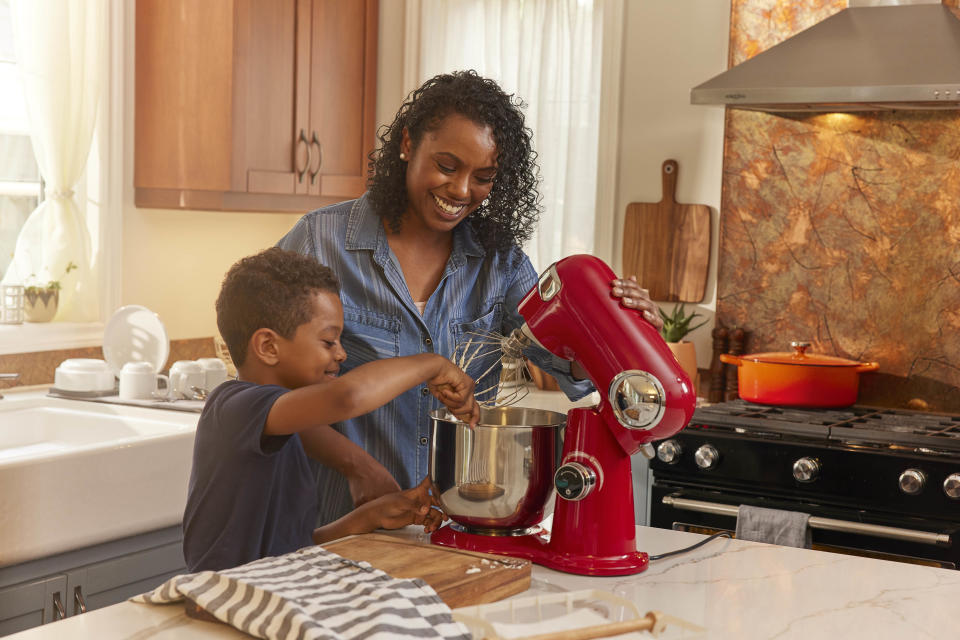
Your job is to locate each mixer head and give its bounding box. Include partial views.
[514,254,696,453]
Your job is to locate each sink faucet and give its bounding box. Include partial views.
[0,373,20,399]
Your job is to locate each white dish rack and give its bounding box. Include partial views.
[452,589,705,640]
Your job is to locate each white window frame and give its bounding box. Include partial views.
[0,0,123,355]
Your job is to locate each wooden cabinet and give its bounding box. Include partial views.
[135,0,378,212]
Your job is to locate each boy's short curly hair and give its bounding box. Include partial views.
[216,247,339,366]
[367,70,541,258]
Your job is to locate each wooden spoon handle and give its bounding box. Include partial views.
[514,613,658,640]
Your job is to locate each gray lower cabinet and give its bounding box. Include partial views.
[0,526,185,637]
[0,575,67,636]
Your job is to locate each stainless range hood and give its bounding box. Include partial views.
[691,0,960,112]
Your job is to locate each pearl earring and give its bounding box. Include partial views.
[399,152,407,161]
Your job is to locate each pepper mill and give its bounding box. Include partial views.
[725,328,746,401]
[708,325,729,403]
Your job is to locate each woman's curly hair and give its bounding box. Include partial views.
[367,70,541,256]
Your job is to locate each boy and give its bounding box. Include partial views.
[183,248,479,572]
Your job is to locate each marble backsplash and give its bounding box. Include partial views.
[717,1,960,412]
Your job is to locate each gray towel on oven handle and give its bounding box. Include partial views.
[736,504,812,548]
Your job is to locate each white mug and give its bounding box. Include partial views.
[119,361,169,400]
[169,360,205,399]
[196,357,228,392]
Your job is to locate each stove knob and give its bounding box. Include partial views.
[656,439,683,464]
[694,444,719,470]
[554,462,597,501]
[899,469,927,495]
[944,474,960,500]
[792,457,820,483]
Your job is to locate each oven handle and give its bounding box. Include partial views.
[661,496,952,547]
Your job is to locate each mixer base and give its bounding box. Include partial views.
[431,524,649,576]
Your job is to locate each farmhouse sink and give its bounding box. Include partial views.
[0,390,198,567]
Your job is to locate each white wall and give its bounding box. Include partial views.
[616,1,730,368]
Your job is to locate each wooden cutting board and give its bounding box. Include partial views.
[324,533,531,608]
[622,159,711,302]
[185,533,532,622]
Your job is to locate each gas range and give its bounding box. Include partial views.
[648,400,960,568]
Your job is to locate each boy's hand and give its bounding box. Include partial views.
[375,476,447,533]
[428,359,480,428]
[347,457,401,507]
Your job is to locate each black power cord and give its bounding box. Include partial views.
[648,531,732,561]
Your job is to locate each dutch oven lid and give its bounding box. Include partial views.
[743,341,866,367]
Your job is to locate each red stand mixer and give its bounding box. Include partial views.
[430,254,697,575]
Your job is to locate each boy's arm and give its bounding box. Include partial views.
[311,476,443,545]
[265,353,477,436]
[299,425,400,506]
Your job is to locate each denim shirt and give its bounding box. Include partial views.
[277,193,593,524]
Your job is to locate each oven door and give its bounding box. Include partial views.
[650,481,959,569]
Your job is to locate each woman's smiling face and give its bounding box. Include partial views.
[401,113,497,234]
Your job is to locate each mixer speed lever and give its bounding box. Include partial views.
[554,462,597,501]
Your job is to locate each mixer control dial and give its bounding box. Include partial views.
[792,457,820,483]
[554,462,596,501]
[694,445,719,470]
[943,473,960,499]
[656,440,683,464]
[899,469,927,495]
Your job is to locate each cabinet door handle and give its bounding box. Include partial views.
[73,586,87,615]
[309,131,322,184]
[52,592,65,621]
[296,129,311,183]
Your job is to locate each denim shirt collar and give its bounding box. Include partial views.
[344,193,486,273]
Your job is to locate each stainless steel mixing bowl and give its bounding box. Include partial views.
[429,406,566,534]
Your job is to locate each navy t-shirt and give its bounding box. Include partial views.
[182,380,320,571]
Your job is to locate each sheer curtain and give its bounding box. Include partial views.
[2,0,105,321]
[404,0,605,272]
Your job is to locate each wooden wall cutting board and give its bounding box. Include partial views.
[324,533,531,608]
[622,159,712,302]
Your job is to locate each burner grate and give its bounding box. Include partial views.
[692,400,960,452]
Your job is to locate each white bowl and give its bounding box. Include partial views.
[54,358,116,392]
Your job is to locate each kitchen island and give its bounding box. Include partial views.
[8,525,959,639]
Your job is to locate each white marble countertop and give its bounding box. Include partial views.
[10,525,960,640]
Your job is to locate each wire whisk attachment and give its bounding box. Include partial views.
[453,328,532,408]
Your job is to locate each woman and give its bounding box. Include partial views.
[277,70,662,525]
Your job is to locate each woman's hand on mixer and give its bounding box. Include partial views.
[612,276,663,331]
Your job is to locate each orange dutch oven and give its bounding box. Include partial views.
[719,341,879,408]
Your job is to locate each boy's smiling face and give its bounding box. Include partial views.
[275,290,347,389]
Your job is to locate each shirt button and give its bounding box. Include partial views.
[424,337,433,346]
[419,436,428,445]
[421,388,429,396]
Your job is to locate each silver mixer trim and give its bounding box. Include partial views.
[537,263,562,301]
[608,370,666,430]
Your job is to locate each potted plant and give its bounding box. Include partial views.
[24,261,77,323]
[659,303,708,390]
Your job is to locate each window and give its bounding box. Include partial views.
[0,0,41,280]
[0,0,120,354]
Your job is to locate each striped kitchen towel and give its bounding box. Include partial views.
[132,545,471,640]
